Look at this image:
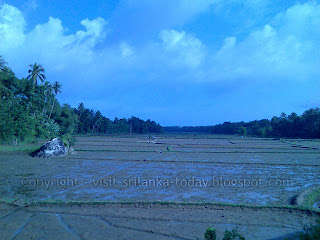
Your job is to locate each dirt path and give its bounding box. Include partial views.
[1,202,319,240]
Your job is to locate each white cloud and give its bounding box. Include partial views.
[1,1,320,87]
[273,1,320,40]
[26,17,72,48]
[0,4,26,50]
[159,29,205,68]
[0,3,109,74]
[209,1,320,82]
[1,1,320,125]
[120,42,134,58]
[220,36,237,51]
[75,17,108,49]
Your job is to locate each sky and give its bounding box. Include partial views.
[0,0,320,126]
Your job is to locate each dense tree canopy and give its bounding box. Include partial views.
[165,109,320,139]
[3,56,318,142]
[0,58,163,144]
[0,56,7,71]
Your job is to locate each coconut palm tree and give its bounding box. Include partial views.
[49,81,62,118]
[52,81,62,95]
[27,63,46,86]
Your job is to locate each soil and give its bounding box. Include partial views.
[1,202,319,240]
[0,134,319,239]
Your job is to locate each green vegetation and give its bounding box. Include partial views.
[300,188,320,208]
[60,134,76,149]
[75,106,162,135]
[19,200,315,210]
[15,185,35,198]
[299,222,320,240]
[0,144,39,152]
[204,227,245,240]
[305,189,320,207]
[27,63,46,87]
[166,110,320,139]
[0,56,163,145]
[222,229,245,240]
[205,227,216,240]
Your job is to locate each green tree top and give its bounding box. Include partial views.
[0,56,7,72]
[52,81,62,95]
[27,63,46,87]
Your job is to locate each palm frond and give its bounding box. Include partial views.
[27,62,46,87]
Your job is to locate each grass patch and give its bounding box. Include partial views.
[204,227,245,240]
[14,173,35,177]
[75,149,156,153]
[13,200,319,213]
[75,149,320,154]
[303,188,320,208]
[296,186,320,210]
[0,144,39,153]
[299,222,320,240]
[14,185,36,198]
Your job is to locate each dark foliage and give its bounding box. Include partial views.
[165,110,320,139]
[0,57,163,143]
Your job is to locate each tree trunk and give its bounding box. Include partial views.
[49,98,55,118]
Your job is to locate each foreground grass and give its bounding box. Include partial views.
[0,144,39,153]
[1,199,319,213]
[300,223,320,240]
[76,149,320,154]
[299,187,320,209]
[203,224,320,240]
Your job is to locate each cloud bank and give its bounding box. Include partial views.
[0,1,319,125]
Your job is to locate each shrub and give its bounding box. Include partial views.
[205,227,217,240]
[299,222,320,240]
[203,227,245,240]
[222,228,245,240]
[60,134,76,148]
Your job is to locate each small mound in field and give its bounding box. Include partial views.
[294,186,320,210]
[30,138,68,158]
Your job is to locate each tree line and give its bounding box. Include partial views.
[0,56,163,144]
[165,110,320,139]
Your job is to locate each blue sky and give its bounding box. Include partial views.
[0,0,319,126]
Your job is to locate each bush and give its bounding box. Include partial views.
[60,134,76,149]
[222,228,245,240]
[299,222,320,240]
[204,227,245,240]
[205,227,217,240]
